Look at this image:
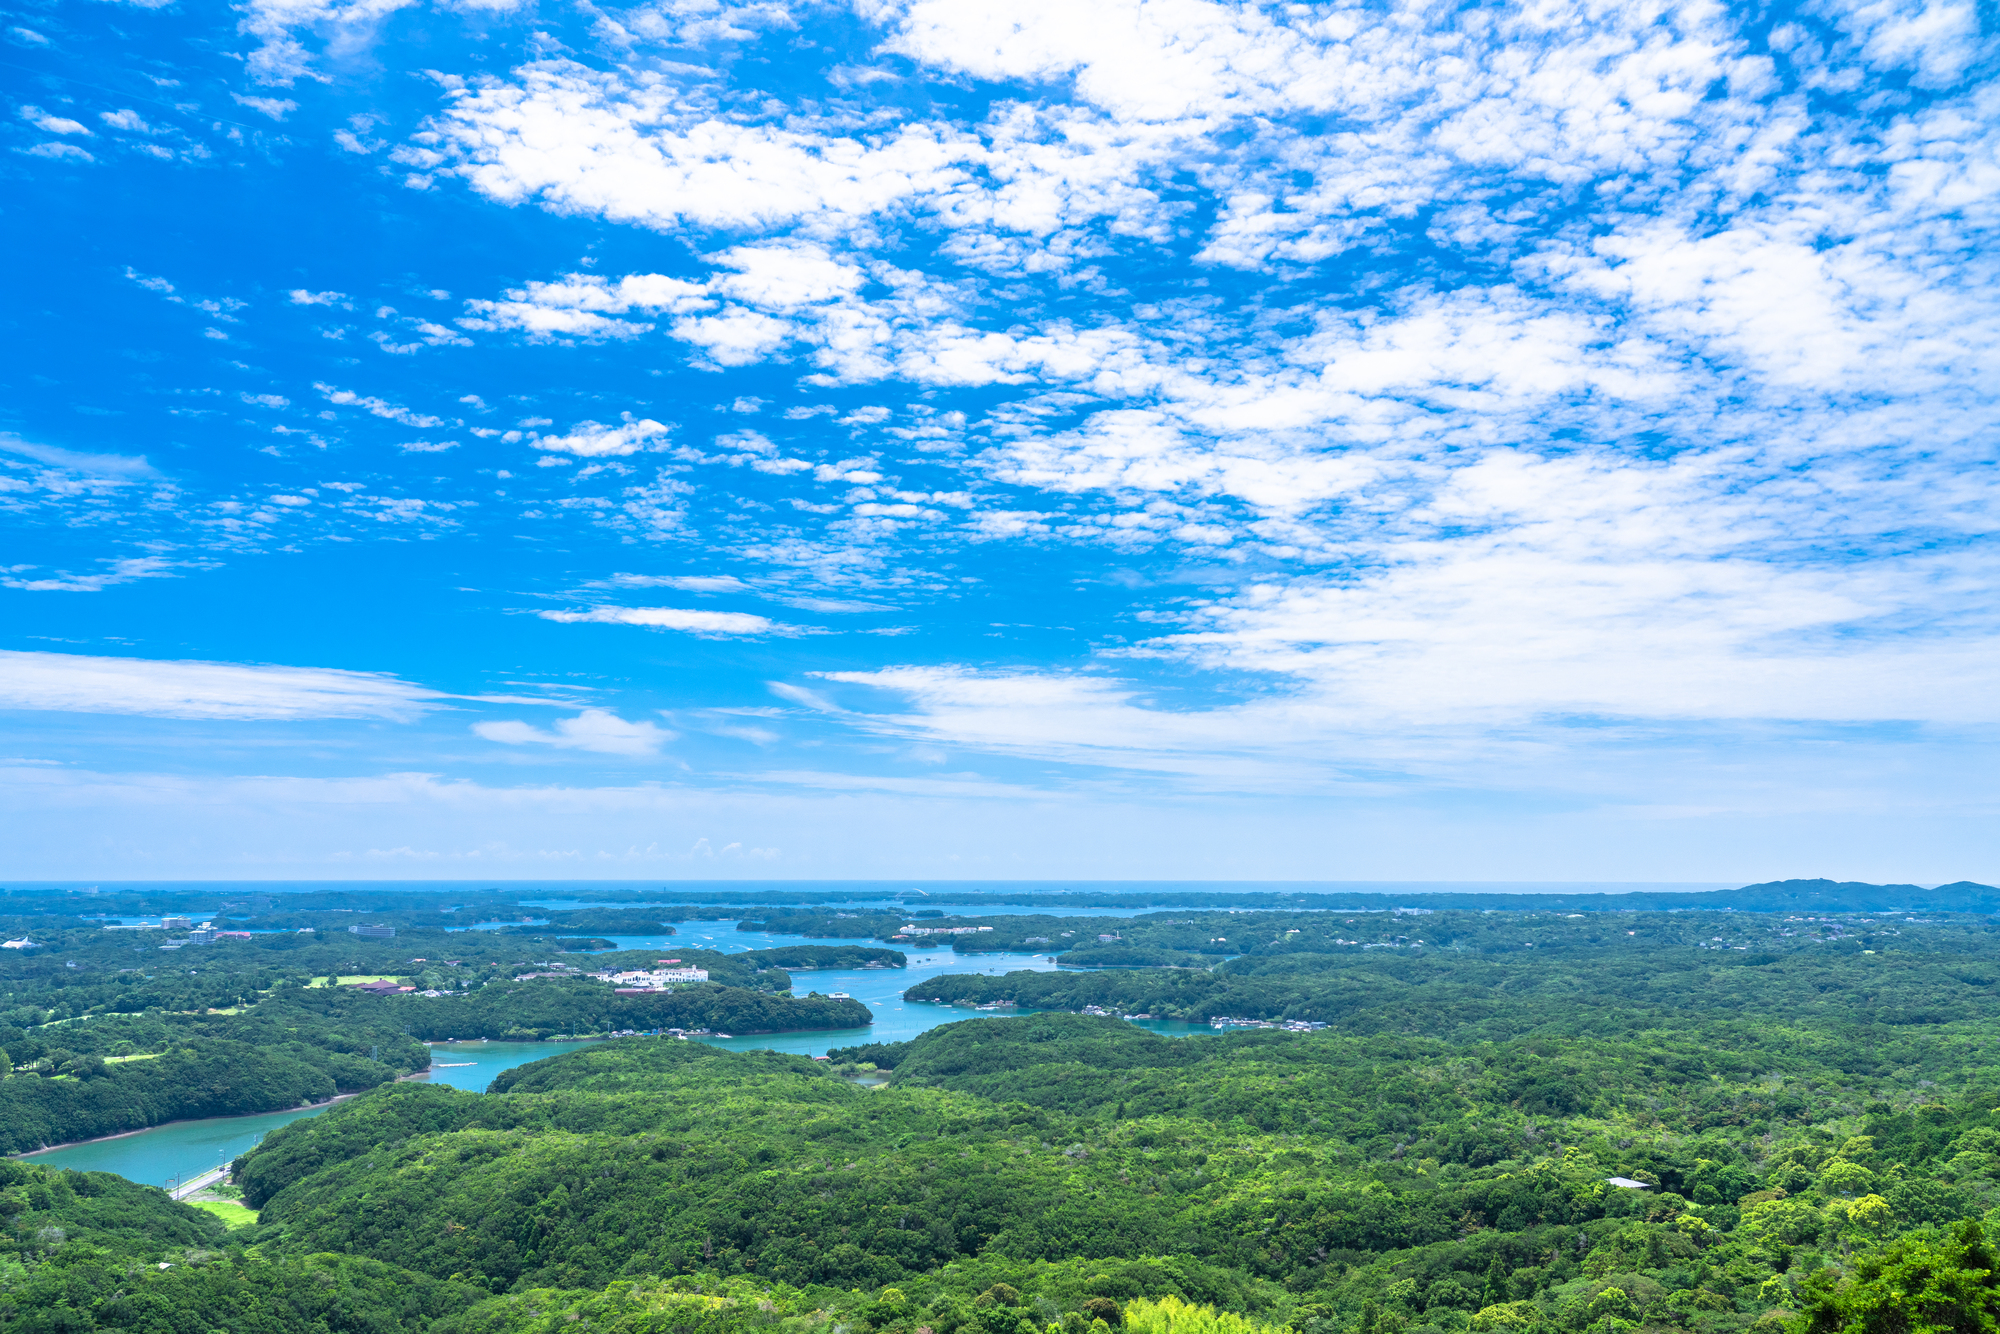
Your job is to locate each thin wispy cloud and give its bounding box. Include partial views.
[0,650,445,721]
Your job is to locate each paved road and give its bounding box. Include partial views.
[169,1166,228,1200]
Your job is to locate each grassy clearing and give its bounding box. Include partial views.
[190,1199,259,1229]
[305,975,403,988]
[103,1052,164,1064]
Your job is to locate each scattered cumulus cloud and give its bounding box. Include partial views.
[1,557,177,593]
[473,707,673,756]
[532,416,670,457]
[21,142,94,162]
[20,106,91,136]
[315,383,445,428]
[14,0,2000,815]
[231,93,298,119]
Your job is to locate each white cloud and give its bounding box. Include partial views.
[1,557,177,593]
[315,383,445,427]
[670,306,793,365]
[20,106,91,136]
[21,143,93,162]
[460,271,712,340]
[240,0,423,84]
[0,649,445,719]
[473,708,672,756]
[0,437,158,477]
[143,0,2000,814]
[422,61,977,231]
[707,241,866,308]
[782,596,891,613]
[538,606,794,636]
[608,573,748,592]
[232,93,299,119]
[533,416,671,457]
[290,289,348,305]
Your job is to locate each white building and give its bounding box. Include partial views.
[605,968,709,987]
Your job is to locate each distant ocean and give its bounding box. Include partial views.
[5,879,1740,897]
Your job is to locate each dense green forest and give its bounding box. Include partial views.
[382,980,870,1042]
[11,884,2000,1334]
[180,1003,2000,1334]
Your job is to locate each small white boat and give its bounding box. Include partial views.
[828,992,851,999]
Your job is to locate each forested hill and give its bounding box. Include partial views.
[204,1006,2000,1334]
[901,908,2000,1034]
[1710,880,2000,912]
[24,913,2000,1334]
[12,891,2000,1334]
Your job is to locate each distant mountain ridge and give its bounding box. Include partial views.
[1716,878,2000,913]
[1256,878,2000,914]
[1273,878,2000,914]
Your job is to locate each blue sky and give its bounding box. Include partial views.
[2,0,1996,881]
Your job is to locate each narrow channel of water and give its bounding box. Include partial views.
[17,920,1195,1189]
[22,1104,334,1190]
[18,1040,606,1187]
[601,924,1063,1051]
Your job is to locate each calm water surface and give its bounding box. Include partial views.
[18,920,1187,1188]
[599,922,1064,1051]
[20,1040,604,1187]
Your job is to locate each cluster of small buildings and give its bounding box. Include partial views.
[604,966,710,994]
[1207,1016,1327,1032]
[505,960,709,993]
[892,925,995,937]
[95,916,267,950]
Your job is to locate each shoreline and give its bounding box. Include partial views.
[10,1022,874,1163]
[8,1044,598,1161]
[9,1071,440,1161]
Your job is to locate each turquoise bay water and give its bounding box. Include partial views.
[19,1103,328,1190]
[16,922,1083,1188]
[598,922,1063,1051]
[19,1041,605,1187]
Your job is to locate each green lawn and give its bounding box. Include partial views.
[189,1199,259,1229]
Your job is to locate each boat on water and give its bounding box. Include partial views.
[828,992,851,999]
